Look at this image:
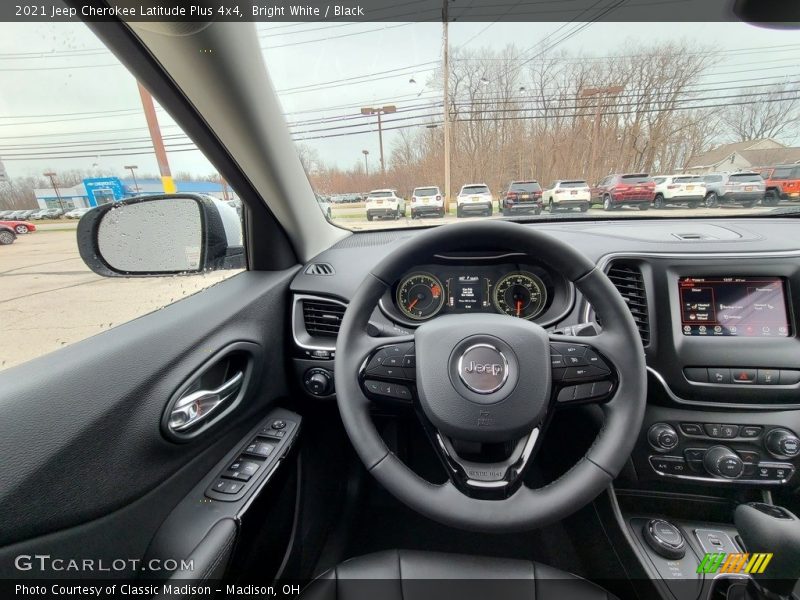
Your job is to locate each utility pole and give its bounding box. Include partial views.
[124,165,140,194]
[580,85,624,182]
[137,82,176,194]
[43,171,65,213]
[442,0,451,211]
[362,149,369,177]
[360,105,396,177]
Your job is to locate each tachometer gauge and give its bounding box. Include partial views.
[493,272,547,319]
[396,273,445,321]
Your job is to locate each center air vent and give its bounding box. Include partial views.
[302,298,346,338]
[604,262,650,345]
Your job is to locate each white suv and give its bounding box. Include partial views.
[652,175,706,209]
[456,183,493,218]
[365,189,406,221]
[410,186,444,218]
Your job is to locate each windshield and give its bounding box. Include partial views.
[729,174,763,182]
[772,167,800,179]
[266,19,800,230]
[414,188,439,196]
[368,191,394,198]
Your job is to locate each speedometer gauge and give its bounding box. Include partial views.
[396,273,445,321]
[493,272,547,320]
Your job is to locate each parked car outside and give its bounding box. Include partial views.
[0,210,15,219]
[65,207,93,219]
[456,183,493,217]
[410,186,445,218]
[592,173,655,211]
[501,181,543,216]
[0,224,16,245]
[652,175,706,209]
[315,194,332,220]
[702,172,765,208]
[0,220,36,234]
[30,208,65,220]
[542,180,591,212]
[365,189,405,221]
[755,165,800,206]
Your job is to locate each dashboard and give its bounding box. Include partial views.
[289,218,800,491]
[378,257,573,327]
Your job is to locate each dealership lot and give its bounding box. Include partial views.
[0,200,783,368]
[0,226,236,370]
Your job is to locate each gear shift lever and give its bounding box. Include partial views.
[734,503,800,599]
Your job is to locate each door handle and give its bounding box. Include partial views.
[168,371,244,433]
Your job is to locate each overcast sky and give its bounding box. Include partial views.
[0,18,799,183]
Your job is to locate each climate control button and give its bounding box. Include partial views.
[703,446,744,479]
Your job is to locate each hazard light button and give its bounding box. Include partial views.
[732,369,757,383]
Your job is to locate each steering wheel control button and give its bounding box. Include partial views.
[364,379,412,402]
[643,520,686,560]
[456,343,510,394]
[707,368,731,384]
[680,422,703,436]
[649,456,688,475]
[648,423,679,451]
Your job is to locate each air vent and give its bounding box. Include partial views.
[302,298,346,338]
[604,262,650,345]
[305,262,335,275]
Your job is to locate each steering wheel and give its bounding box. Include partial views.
[334,220,646,533]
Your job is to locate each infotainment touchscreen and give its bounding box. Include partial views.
[678,277,791,337]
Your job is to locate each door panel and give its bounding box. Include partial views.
[0,269,297,553]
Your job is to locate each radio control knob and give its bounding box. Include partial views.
[648,423,679,452]
[765,428,800,458]
[703,446,744,479]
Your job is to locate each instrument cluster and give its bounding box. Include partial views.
[382,258,573,327]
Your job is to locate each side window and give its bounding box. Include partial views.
[654,178,665,184]
[0,22,244,371]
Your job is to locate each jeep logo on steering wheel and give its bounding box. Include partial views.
[457,344,509,394]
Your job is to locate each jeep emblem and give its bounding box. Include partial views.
[457,343,509,394]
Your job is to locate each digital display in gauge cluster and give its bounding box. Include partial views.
[447,276,490,311]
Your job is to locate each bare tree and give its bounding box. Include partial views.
[720,83,800,142]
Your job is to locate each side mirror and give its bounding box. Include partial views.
[77,193,244,277]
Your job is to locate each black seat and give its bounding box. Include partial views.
[302,549,617,600]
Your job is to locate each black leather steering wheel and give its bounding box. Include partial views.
[334,220,646,533]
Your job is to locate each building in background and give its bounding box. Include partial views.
[34,177,239,210]
[684,139,800,174]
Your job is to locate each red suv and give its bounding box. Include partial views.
[592,173,655,211]
[755,165,800,206]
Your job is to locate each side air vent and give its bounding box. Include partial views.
[302,298,346,338]
[604,262,650,345]
[305,262,335,275]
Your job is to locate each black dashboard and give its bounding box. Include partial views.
[289,218,800,492]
